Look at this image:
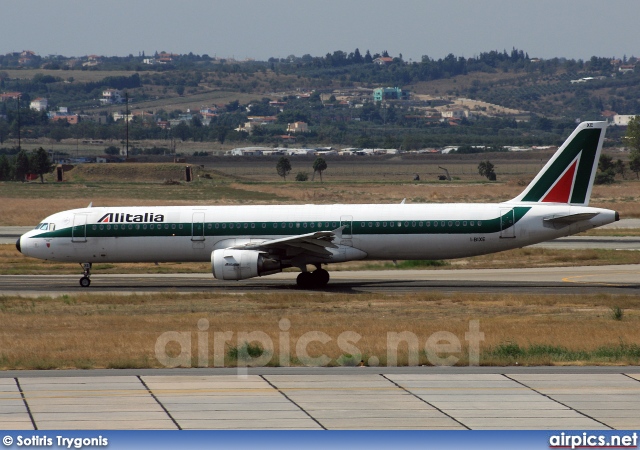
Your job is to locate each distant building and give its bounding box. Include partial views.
[112,112,133,122]
[0,92,21,102]
[100,89,124,105]
[613,114,637,126]
[286,121,308,133]
[30,98,48,111]
[373,87,407,102]
[440,107,473,120]
[373,57,393,65]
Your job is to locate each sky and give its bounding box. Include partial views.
[2,0,639,62]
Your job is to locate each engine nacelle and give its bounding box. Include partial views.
[211,249,282,280]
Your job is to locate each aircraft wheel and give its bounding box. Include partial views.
[79,276,91,288]
[296,271,315,289]
[313,269,330,287]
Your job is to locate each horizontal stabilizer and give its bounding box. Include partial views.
[543,212,598,228]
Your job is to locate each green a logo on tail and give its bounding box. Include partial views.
[512,122,606,206]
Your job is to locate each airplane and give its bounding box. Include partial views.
[16,121,618,289]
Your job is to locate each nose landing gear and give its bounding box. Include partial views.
[79,263,92,287]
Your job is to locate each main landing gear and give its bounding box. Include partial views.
[296,266,330,289]
[79,263,92,287]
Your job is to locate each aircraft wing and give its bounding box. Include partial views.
[230,227,344,256]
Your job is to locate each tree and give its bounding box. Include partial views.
[595,154,616,185]
[312,157,327,182]
[276,156,291,181]
[630,152,640,180]
[0,154,12,181]
[615,159,627,180]
[295,171,308,181]
[626,116,640,179]
[31,147,53,183]
[104,146,120,155]
[478,160,496,181]
[15,149,30,182]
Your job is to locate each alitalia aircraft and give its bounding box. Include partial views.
[17,121,618,288]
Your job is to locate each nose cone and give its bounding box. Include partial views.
[16,237,21,253]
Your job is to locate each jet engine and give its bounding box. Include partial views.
[211,249,282,280]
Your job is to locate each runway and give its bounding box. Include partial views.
[1,368,639,430]
[1,264,639,296]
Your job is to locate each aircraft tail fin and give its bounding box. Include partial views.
[511,121,607,206]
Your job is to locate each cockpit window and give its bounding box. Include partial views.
[35,223,53,231]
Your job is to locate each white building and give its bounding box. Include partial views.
[286,121,309,133]
[30,98,48,111]
[100,89,124,105]
[613,115,637,126]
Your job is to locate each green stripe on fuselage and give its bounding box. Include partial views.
[30,207,531,239]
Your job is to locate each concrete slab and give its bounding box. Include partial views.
[579,409,640,418]
[308,409,451,419]
[177,419,321,430]
[555,401,640,410]
[0,421,34,430]
[170,410,311,421]
[442,409,582,418]
[159,397,291,406]
[393,380,524,389]
[626,374,640,381]
[31,411,171,422]
[411,394,548,402]
[596,418,640,428]
[549,394,640,402]
[386,374,508,381]
[29,403,165,413]
[36,420,176,430]
[317,417,462,429]
[459,417,608,429]
[0,405,31,414]
[162,402,302,412]
[18,376,142,385]
[295,401,435,411]
[24,396,158,406]
[424,401,568,410]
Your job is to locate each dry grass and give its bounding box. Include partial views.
[2,160,640,228]
[0,291,638,369]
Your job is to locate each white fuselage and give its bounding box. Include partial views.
[18,202,617,266]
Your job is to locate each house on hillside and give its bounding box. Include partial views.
[101,89,124,105]
[0,92,21,102]
[30,98,48,111]
[373,87,407,101]
[373,57,393,65]
[286,121,308,133]
[612,114,637,126]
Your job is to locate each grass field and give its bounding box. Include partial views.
[0,291,638,369]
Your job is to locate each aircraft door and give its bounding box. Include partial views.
[192,212,205,241]
[499,208,516,238]
[72,214,87,243]
[340,215,353,239]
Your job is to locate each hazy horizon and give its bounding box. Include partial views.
[1,0,639,62]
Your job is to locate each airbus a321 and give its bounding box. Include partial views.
[16,121,618,288]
